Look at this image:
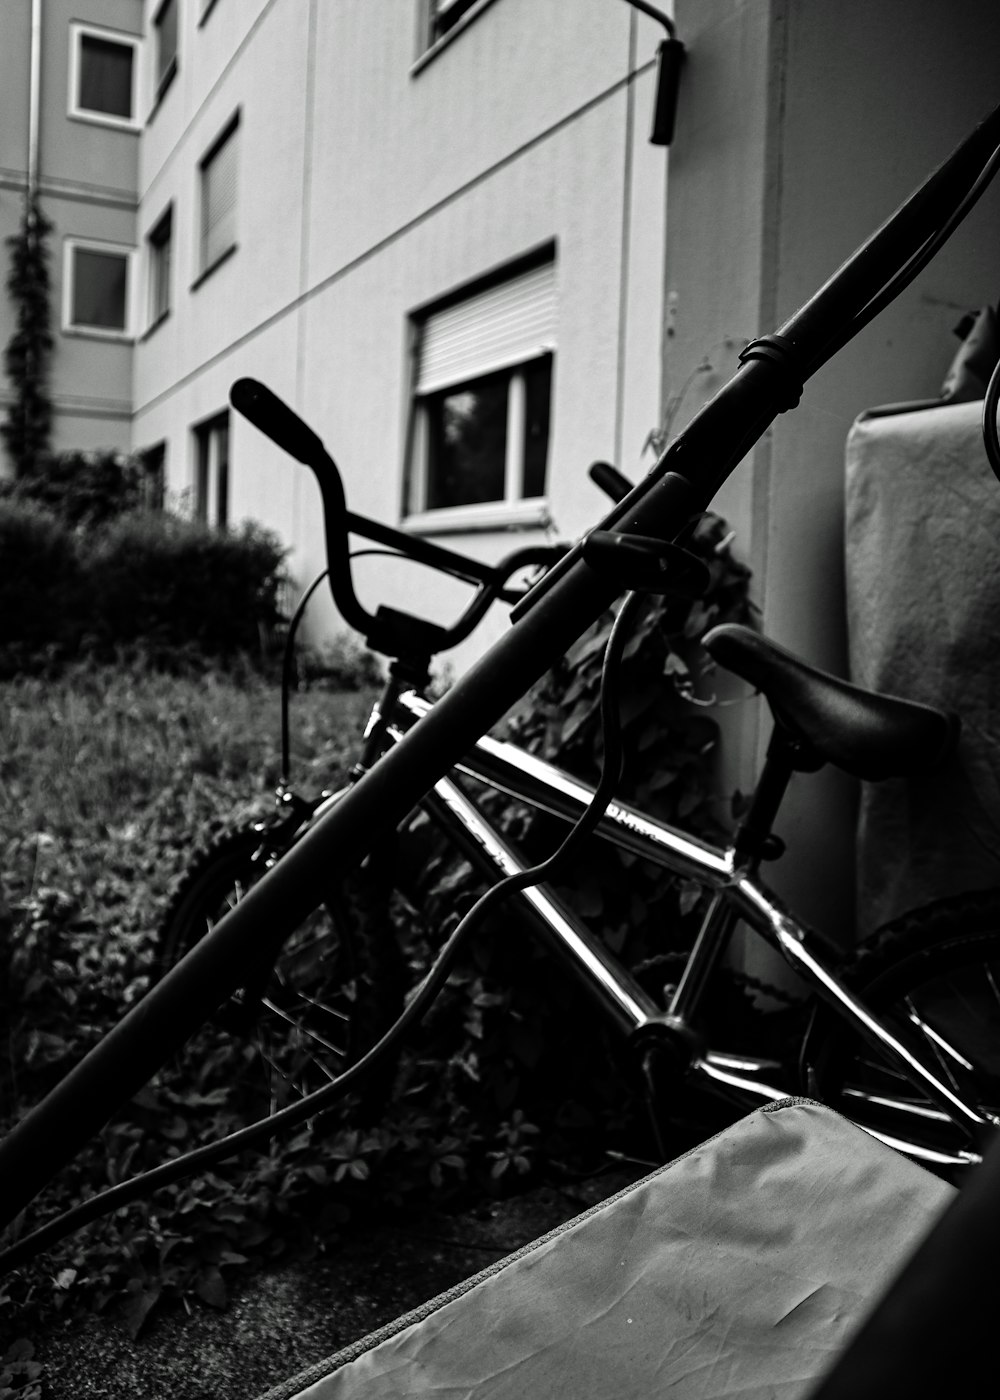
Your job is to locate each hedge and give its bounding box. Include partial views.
[0,497,287,675]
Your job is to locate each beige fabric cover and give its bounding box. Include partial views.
[844,399,1000,934]
[264,1100,952,1400]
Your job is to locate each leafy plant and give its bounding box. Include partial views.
[0,506,290,676]
[5,449,147,529]
[0,1340,42,1400]
[1,196,53,478]
[0,664,379,1338]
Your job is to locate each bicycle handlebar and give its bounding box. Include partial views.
[230,378,565,661]
[589,461,635,504]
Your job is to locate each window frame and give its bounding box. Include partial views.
[138,442,167,511]
[404,259,556,534]
[62,236,136,341]
[145,204,173,332]
[195,112,240,285]
[414,0,499,70]
[67,21,142,131]
[152,0,179,103]
[193,411,230,529]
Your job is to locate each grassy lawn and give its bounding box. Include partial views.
[0,661,379,1337]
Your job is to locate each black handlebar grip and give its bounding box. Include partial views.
[589,461,634,504]
[230,378,326,466]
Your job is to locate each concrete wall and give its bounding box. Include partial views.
[668,0,1000,946]
[0,0,141,470]
[132,0,669,674]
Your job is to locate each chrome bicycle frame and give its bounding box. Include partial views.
[320,687,985,1169]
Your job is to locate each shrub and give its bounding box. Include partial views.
[294,631,384,691]
[9,449,146,529]
[86,513,288,663]
[0,504,289,673]
[0,497,88,675]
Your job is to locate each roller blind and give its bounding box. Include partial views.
[79,35,134,118]
[201,123,238,270]
[417,262,556,395]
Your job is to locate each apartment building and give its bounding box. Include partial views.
[127,0,669,660]
[0,0,142,457]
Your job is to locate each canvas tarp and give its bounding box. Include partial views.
[258,1100,952,1400]
[845,398,1000,934]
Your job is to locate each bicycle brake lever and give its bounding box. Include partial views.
[582,531,709,598]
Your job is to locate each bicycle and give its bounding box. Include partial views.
[3,94,1000,1273]
[146,375,995,1171]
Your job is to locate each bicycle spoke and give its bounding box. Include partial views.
[904,995,962,1094]
[253,1033,312,1108]
[286,988,352,1023]
[260,996,350,1060]
[905,1004,973,1073]
[983,962,1000,1016]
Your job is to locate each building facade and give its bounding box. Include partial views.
[0,0,142,458]
[128,0,669,663]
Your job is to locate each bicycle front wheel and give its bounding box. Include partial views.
[808,889,1000,1175]
[152,820,405,1129]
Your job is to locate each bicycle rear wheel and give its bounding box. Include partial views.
[152,820,405,1131]
[807,889,1000,1176]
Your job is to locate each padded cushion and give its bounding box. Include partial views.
[260,1100,953,1400]
[702,623,956,782]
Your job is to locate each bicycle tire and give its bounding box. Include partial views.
[806,888,1000,1175]
[152,819,406,1128]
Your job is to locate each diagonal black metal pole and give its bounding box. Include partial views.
[2,99,999,1235]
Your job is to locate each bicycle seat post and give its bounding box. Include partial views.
[731,725,822,870]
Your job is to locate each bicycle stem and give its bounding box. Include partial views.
[2,101,1000,1231]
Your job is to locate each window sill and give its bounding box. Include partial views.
[68,110,141,133]
[140,309,170,342]
[404,498,551,536]
[410,0,499,76]
[191,242,237,291]
[62,325,133,344]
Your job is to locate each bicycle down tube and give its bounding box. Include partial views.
[1,100,1000,1230]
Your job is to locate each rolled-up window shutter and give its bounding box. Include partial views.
[201,123,238,270]
[417,262,556,395]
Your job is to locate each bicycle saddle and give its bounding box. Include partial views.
[701,624,958,781]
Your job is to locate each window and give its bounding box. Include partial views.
[407,260,555,528]
[147,207,173,327]
[153,0,179,97]
[426,0,485,46]
[198,117,239,278]
[63,239,133,337]
[195,413,229,527]
[69,23,140,127]
[138,443,166,511]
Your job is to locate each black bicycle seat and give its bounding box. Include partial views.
[702,624,958,781]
